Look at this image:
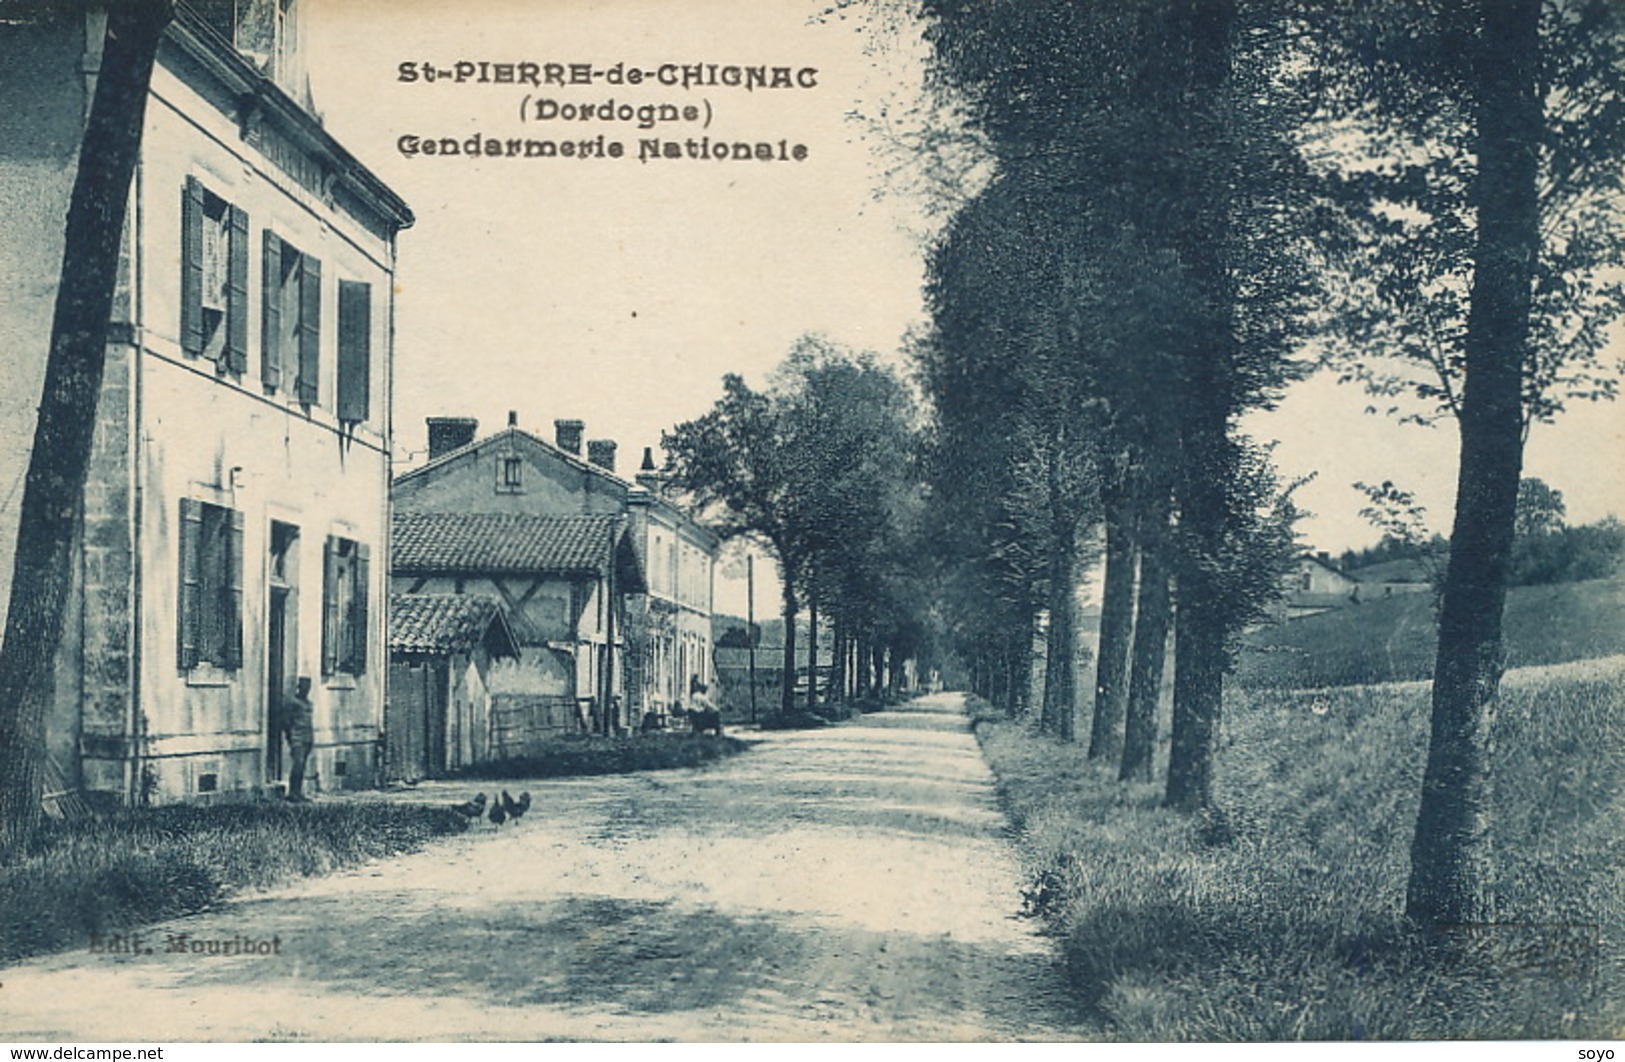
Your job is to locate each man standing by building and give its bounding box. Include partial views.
[284,676,314,802]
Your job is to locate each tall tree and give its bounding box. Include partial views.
[664,339,921,717]
[663,373,806,714]
[1309,0,1623,925]
[1409,0,1544,928]
[0,0,175,861]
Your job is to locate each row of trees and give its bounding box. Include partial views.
[913,0,1624,929]
[917,0,1310,809]
[661,337,931,716]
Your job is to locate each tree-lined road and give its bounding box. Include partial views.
[0,695,1083,1041]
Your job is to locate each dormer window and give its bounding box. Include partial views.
[496,455,524,493]
[184,0,311,109]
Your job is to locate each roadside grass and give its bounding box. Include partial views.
[0,802,469,965]
[444,731,749,780]
[972,657,1625,1040]
[1235,575,1625,688]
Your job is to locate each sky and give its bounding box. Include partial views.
[306,0,1625,614]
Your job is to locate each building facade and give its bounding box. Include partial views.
[386,593,520,781]
[392,415,719,723]
[0,3,411,806]
[390,511,645,735]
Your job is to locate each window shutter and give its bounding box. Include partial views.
[178,498,202,669]
[180,178,205,357]
[352,542,370,674]
[322,536,339,676]
[337,280,371,423]
[224,508,245,669]
[297,254,321,405]
[261,232,282,390]
[225,204,249,374]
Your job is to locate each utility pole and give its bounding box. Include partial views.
[746,551,757,722]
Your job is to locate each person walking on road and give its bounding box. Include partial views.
[284,676,314,802]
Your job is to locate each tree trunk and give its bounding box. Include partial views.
[830,618,846,702]
[1163,0,1235,814]
[1405,0,1540,928]
[780,580,799,716]
[871,642,886,701]
[856,633,872,698]
[1010,636,1032,718]
[806,584,819,709]
[1089,473,1137,759]
[0,0,174,861]
[1121,484,1172,783]
[1042,530,1080,740]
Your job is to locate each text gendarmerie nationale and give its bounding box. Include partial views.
[396,58,817,164]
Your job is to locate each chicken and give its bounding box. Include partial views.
[501,790,531,821]
[488,797,507,826]
[451,793,487,818]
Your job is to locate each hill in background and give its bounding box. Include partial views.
[1236,575,1625,689]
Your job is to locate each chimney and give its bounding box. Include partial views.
[507,410,518,427]
[636,446,666,490]
[1317,551,1331,563]
[587,439,618,472]
[554,419,584,455]
[425,416,478,460]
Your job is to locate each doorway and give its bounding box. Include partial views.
[266,521,300,784]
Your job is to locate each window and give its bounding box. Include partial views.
[274,0,304,93]
[261,232,321,403]
[322,536,369,676]
[496,455,523,492]
[180,177,247,373]
[178,499,243,671]
[337,279,371,423]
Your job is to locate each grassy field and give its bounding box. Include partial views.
[1235,575,1625,688]
[443,731,749,780]
[0,802,469,964]
[973,655,1625,1040]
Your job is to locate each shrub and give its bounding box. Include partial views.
[757,710,829,730]
[445,732,749,780]
[0,802,468,964]
[972,658,1625,1040]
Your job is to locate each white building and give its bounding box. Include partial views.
[0,2,411,806]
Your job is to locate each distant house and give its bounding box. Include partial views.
[391,511,645,734]
[392,414,718,724]
[1283,552,1360,619]
[1346,556,1435,599]
[386,594,520,781]
[0,3,411,806]
[712,642,836,717]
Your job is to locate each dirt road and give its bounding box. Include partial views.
[0,693,1083,1041]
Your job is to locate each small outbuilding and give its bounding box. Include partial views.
[386,593,520,781]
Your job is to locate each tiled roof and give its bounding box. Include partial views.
[393,512,621,575]
[389,594,515,655]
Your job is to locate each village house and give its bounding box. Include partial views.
[391,414,719,727]
[391,511,646,735]
[385,593,520,781]
[1283,551,1360,619]
[0,2,411,806]
[1345,555,1435,599]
